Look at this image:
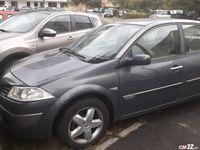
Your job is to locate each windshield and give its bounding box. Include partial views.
[105,9,113,13]
[0,12,50,33]
[67,24,142,63]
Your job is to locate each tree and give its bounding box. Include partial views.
[86,0,101,8]
[166,0,200,18]
[72,0,101,8]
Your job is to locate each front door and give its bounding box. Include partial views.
[119,24,184,116]
[37,14,72,52]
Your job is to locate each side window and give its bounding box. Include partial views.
[182,24,200,52]
[73,15,92,30]
[129,25,179,59]
[7,15,13,18]
[0,15,3,23]
[44,15,71,34]
[90,17,98,27]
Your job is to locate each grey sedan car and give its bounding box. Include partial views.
[0,10,102,75]
[1,19,200,149]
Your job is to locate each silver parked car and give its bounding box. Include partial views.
[0,10,102,75]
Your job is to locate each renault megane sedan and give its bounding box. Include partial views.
[1,19,200,149]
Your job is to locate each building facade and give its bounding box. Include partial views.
[0,0,69,9]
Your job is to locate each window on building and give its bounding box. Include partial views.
[40,2,44,8]
[48,2,57,8]
[27,2,30,7]
[0,1,5,5]
[60,2,67,8]
[11,1,18,7]
[34,2,38,8]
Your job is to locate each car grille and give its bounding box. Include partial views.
[0,85,11,97]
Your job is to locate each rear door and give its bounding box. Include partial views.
[119,24,184,116]
[179,23,200,99]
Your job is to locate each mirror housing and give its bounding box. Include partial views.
[39,28,56,38]
[123,54,151,66]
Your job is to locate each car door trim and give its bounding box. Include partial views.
[123,82,183,100]
[186,77,200,83]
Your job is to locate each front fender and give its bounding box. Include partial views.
[46,84,120,132]
[59,84,116,103]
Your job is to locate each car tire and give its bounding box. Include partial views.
[56,97,110,149]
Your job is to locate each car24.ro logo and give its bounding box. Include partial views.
[179,144,198,150]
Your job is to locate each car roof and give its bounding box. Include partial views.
[21,10,99,18]
[116,18,200,26]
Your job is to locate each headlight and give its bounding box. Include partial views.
[7,86,54,102]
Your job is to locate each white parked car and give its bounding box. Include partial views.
[149,10,171,18]
[0,5,7,11]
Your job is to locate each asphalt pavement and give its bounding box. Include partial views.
[108,99,200,150]
[0,96,200,150]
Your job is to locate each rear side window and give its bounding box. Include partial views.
[182,24,200,52]
[90,17,98,27]
[73,15,92,30]
[44,15,71,34]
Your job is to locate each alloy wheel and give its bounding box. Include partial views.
[68,107,104,144]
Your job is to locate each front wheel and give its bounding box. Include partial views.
[56,97,110,149]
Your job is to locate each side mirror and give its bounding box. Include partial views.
[39,28,56,38]
[123,54,151,66]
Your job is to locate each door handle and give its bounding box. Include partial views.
[170,65,183,71]
[68,36,73,40]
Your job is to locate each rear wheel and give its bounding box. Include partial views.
[56,97,110,149]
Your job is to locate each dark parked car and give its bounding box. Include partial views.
[1,19,200,149]
[102,8,114,18]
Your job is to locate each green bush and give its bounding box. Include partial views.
[121,12,149,19]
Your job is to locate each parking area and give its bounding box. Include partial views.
[0,98,200,150]
[1,9,200,150]
[108,98,200,150]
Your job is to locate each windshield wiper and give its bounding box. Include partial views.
[88,54,110,63]
[0,29,9,32]
[59,47,86,60]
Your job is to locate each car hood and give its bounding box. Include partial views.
[10,49,91,86]
[0,31,22,41]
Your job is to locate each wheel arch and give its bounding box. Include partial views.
[49,85,118,135]
[0,52,31,76]
[0,52,30,65]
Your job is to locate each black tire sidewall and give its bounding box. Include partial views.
[57,97,110,149]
